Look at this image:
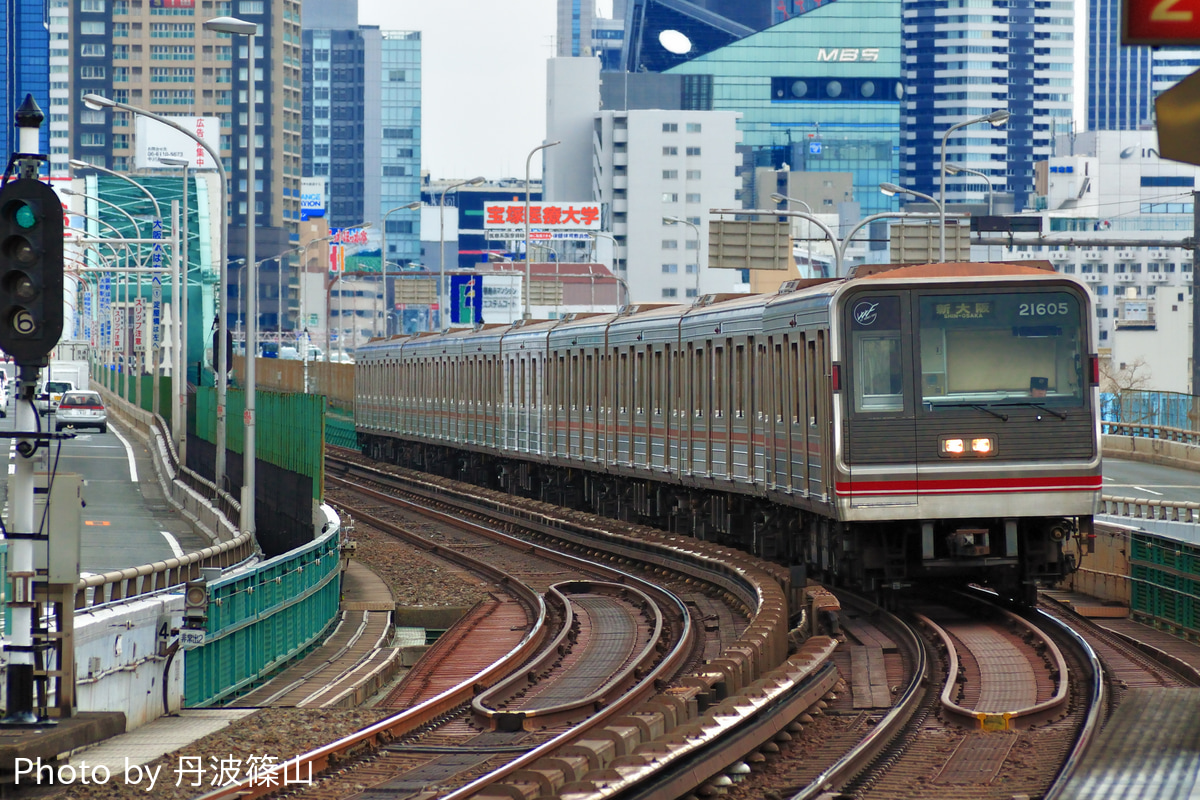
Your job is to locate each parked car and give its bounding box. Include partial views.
[55,390,107,433]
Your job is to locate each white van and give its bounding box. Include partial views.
[36,361,88,414]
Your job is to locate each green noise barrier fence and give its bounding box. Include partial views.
[195,386,325,500]
[1129,531,1200,642]
[183,518,343,707]
[325,410,358,450]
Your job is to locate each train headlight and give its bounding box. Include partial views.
[940,436,996,457]
[971,437,994,454]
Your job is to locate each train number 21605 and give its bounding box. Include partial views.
[1018,302,1070,316]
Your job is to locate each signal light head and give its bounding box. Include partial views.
[13,202,35,230]
[0,178,64,364]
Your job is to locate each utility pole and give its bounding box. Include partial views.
[1193,191,1200,397]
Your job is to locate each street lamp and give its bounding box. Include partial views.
[939,109,1009,261]
[62,188,149,402]
[768,192,813,214]
[770,192,827,278]
[524,140,561,319]
[81,92,232,499]
[439,177,484,331]
[880,182,945,261]
[381,202,420,337]
[663,215,702,298]
[160,156,190,446]
[588,231,630,306]
[69,159,171,409]
[204,14,258,536]
[944,164,995,216]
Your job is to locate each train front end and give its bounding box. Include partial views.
[831,264,1100,602]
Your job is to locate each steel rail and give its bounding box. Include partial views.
[472,580,688,731]
[914,604,1069,730]
[788,599,929,800]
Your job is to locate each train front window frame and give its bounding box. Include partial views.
[846,294,908,415]
[917,289,1086,409]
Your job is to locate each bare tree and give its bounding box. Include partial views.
[1099,356,1153,424]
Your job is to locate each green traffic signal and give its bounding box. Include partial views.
[13,203,35,230]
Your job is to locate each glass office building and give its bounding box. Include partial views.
[1088,0,1200,131]
[664,0,902,215]
[302,27,421,266]
[1,0,51,160]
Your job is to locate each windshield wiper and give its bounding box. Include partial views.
[1000,401,1068,420]
[971,404,1009,421]
[927,401,1009,421]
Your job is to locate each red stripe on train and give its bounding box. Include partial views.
[836,475,1102,496]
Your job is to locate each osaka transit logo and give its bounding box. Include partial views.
[854,301,880,326]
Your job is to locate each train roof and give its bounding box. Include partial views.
[852,261,1058,281]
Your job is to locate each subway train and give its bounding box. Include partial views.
[355,261,1101,604]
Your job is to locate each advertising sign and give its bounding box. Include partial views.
[151,0,195,7]
[483,202,602,232]
[135,115,220,170]
[152,277,162,347]
[479,274,522,324]
[113,307,124,351]
[300,177,327,221]
[133,297,146,351]
[1124,0,1200,43]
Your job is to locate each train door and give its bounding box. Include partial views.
[844,294,918,507]
[650,345,667,471]
[732,339,752,481]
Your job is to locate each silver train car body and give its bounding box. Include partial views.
[356,263,1101,601]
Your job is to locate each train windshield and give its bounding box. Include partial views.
[918,291,1085,408]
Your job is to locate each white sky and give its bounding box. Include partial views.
[358,1,559,182]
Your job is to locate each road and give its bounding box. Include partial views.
[0,392,208,574]
[1103,458,1200,506]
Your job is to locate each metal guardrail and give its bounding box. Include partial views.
[1102,421,1200,447]
[1100,496,1200,524]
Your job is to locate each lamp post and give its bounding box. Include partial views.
[159,157,190,447]
[62,188,149,403]
[68,160,172,415]
[880,182,945,261]
[944,163,995,215]
[204,14,258,535]
[381,203,420,336]
[81,92,232,497]
[939,109,1010,261]
[663,215,702,298]
[317,221,370,363]
[439,177,484,331]
[588,231,630,307]
[524,140,560,319]
[771,192,829,278]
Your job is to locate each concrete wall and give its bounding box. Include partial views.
[75,596,185,730]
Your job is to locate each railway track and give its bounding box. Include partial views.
[193,447,1200,800]
[193,450,844,800]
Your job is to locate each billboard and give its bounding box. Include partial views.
[135,116,220,170]
[484,201,602,231]
[300,177,326,221]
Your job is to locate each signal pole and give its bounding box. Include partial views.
[0,95,67,725]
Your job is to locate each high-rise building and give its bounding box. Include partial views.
[1087,0,1200,131]
[1,0,51,162]
[901,0,1073,212]
[663,0,903,216]
[593,107,742,301]
[69,0,303,332]
[557,0,594,58]
[302,2,421,270]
